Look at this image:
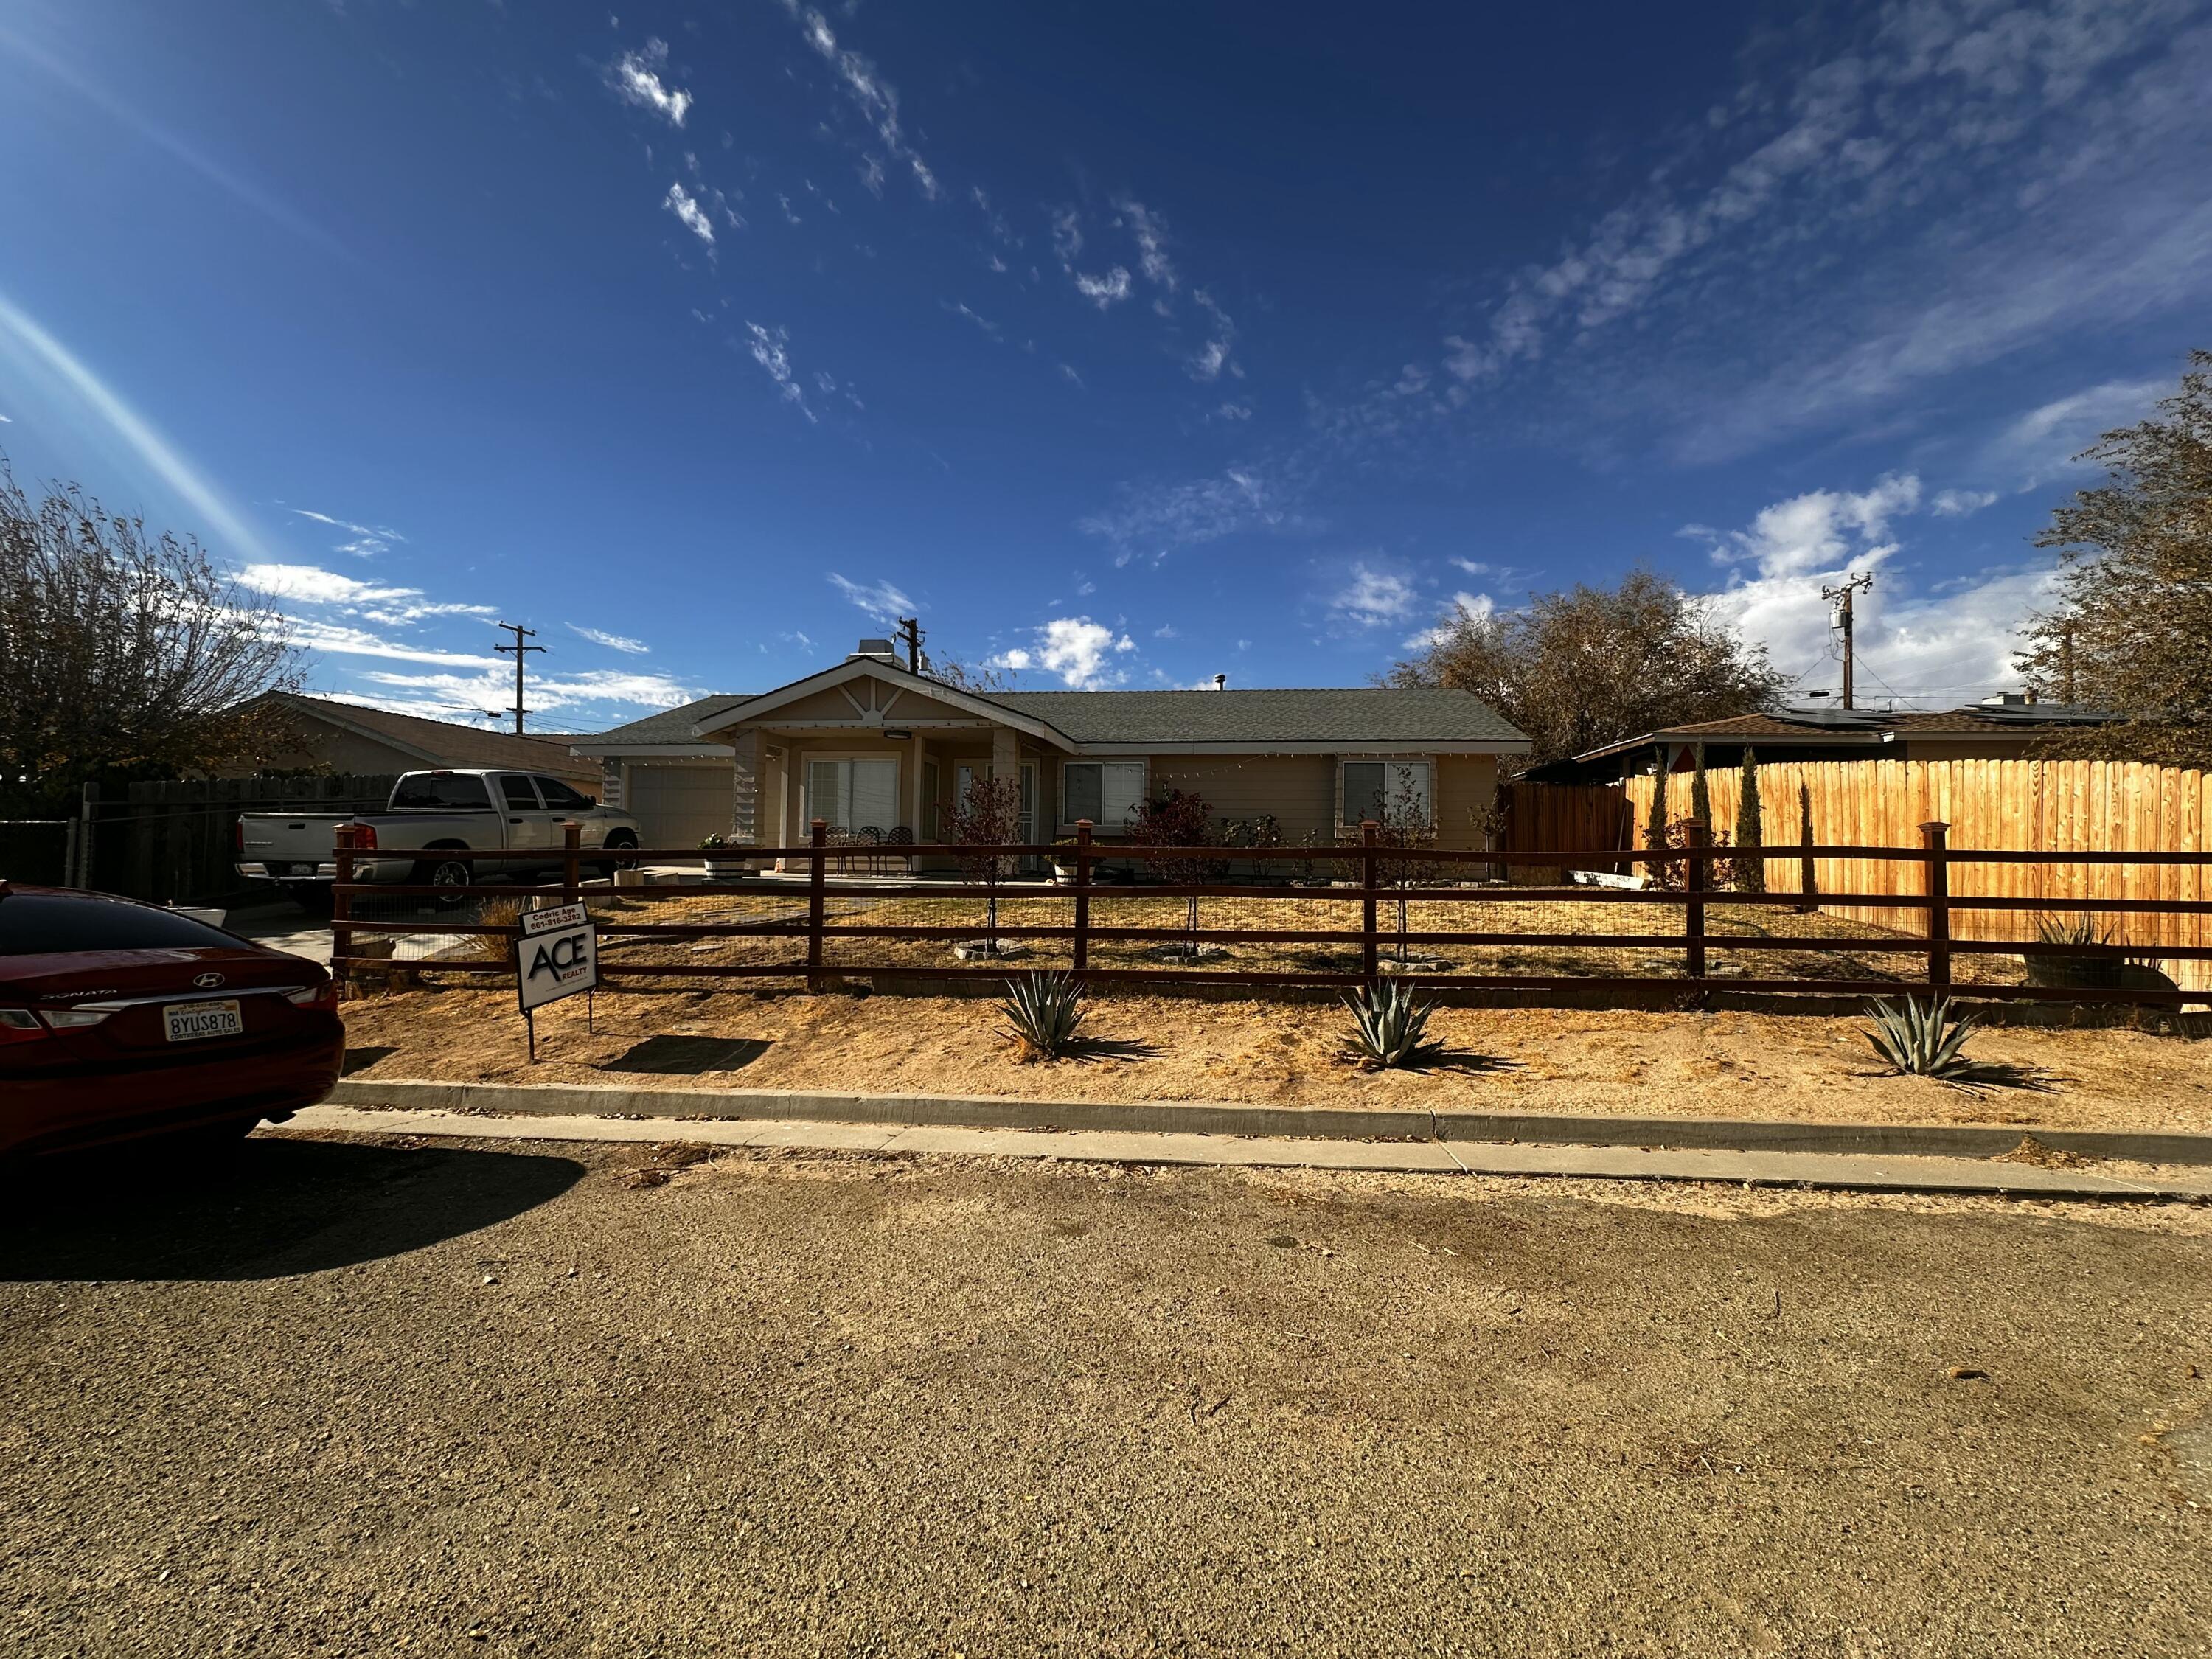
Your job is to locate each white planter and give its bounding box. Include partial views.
[702,856,746,881]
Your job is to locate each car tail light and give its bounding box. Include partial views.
[0,1007,50,1046]
[235,818,245,855]
[39,1007,115,1029]
[353,824,377,852]
[285,981,340,1012]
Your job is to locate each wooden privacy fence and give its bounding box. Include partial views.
[76,774,400,904]
[1497,782,1633,882]
[1624,758,2212,995]
[329,818,2212,1007]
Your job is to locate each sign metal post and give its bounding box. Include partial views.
[515,900,597,1062]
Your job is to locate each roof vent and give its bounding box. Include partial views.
[1212,674,1226,691]
[849,638,897,663]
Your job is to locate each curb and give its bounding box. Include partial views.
[324,1077,2212,1167]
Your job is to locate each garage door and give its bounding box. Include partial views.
[625,762,736,853]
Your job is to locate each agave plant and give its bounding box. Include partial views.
[2033,912,2109,949]
[1863,995,1985,1085]
[999,971,1087,1062]
[1343,978,1442,1069]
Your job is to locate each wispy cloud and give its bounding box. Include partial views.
[1113,196,1178,291]
[1404,591,1496,652]
[1980,374,2168,489]
[827,573,915,625]
[1073,267,1133,310]
[1188,289,1237,382]
[568,623,650,654]
[1079,465,1305,561]
[664,181,715,246]
[1930,488,1999,518]
[743,322,815,422]
[943,300,1002,341]
[990,618,1137,689]
[237,563,417,606]
[357,667,701,722]
[604,38,692,128]
[776,1,940,201]
[291,507,404,558]
[1329,561,1419,626]
[282,619,504,671]
[0,288,276,563]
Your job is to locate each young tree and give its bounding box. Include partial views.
[1371,774,1441,964]
[1389,569,1788,765]
[2016,349,2212,768]
[1688,742,1712,830]
[1795,781,1818,914]
[0,462,299,810]
[943,773,1023,954]
[1734,748,1766,893]
[1127,788,1217,957]
[1642,745,1669,883]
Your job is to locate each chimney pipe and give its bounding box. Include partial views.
[1212,674,1226,691]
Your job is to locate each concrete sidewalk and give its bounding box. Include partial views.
[280,1105,2212,1200]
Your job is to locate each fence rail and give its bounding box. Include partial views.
[326,817,2212,1008]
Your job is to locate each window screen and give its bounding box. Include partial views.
[1062,762,1145,828]
[390,773,493,810]
[1341,760,1431,826]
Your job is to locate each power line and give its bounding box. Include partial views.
[493,622,546,735]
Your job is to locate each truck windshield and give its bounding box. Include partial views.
[389,774,493,810]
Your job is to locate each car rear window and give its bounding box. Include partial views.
[0,894,237,955]
[389,773,493,810]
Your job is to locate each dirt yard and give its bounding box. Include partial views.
[6,1136,2210,1657]
[338,984,2212,1134]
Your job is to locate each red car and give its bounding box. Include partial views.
[1,882,344,1160]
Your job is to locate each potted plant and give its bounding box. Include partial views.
[1050,837,1082,886]
[698,832,747,882]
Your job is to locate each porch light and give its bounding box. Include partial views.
[883,728,912,741]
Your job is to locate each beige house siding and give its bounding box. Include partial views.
[1434,754,1502,850]
[1144,756,1336,840]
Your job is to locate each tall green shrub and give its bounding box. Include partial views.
[1643,744,1669,879]
[1734,747,1765,892]
[1688,743,1712,830]
[1795,780,1818,912]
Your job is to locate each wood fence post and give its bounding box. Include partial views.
[1684,818,1708,979]
[77,782,97,888]
[1072,819,1093,980]
[1921,820,1951,990]
[807,818,828,992]
[1360,820,1380,981]
[332,823,355,985]
[560,820,582,905]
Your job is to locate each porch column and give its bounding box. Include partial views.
[731,727,763,847]
[908,734,928,838]
[990,726,1019,784]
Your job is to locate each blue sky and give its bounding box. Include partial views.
[1,0,2206,731]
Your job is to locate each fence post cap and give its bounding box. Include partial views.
[1919,820,1950,833]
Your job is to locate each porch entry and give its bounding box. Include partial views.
[956,761,1040,868]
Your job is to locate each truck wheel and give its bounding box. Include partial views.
[596,832,639,880]
[417,853,475,908]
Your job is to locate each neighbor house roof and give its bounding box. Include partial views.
[269,692,598,776]
[567,694,754,757]
[975,687,1528,751]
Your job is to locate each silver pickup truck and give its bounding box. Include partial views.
[236,768,641,911]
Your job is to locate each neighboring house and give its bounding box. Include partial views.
[234,692,602,790]
[1526,695,2124,785]
[571,642,1529,857]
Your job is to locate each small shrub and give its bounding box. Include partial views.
[999,971,1086,1062]
[1343,978,1442,1069]
[472,898,524,964]
[2033,912,2109,949]
[1863,995,1983,1084]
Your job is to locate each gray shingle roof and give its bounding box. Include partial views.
[571,695,753,748]
[977,687,1527,747]
[276,693,600,776]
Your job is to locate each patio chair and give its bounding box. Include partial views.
[824,825,855,874]
[854,824,885,875]
[884,824,916,875]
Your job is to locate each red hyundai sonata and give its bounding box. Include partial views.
[0,882,344,1160]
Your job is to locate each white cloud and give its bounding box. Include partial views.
[827,573,914,625]
[1930,488,1999,518]
[776,1,939,201]
[1982,375,2168,488]
[990,618,1135,689]
[291,507,405,558]
[237,563,417,606]
[1211,400,1251,422]
[664,181,714,246]
[1050,206,1083,262]
[281,618,503,670]
[743,321,815,422]
[1330,561,1419,626]
[358,667,701,721]
[1073,267,1133,310]
[605,38,692,128]
[1187,288,1236,382]
[1152,623,1178,639]
[568,623,650,654]
[1692,471,2053,704]
[1404,591,1496,651]
[1079,465,1301,559]
[1113,196,1177,291]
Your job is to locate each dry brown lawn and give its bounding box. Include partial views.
[338,981,2212,1135]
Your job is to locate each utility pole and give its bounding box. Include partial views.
[896,616,924,674]
[1820,573,1874,709]
[494,622,545,734]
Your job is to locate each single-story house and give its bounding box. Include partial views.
[571,643,1529,858]
[233,692,602,790]
[1525,696,2125,785]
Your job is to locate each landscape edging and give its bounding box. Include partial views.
[324,1077,2212,1166]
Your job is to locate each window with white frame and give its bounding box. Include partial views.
[1339,759,1433,827]
[807,757,900,834]
[1060,760,1147,830]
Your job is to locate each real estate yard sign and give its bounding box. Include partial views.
[517,901,595,1059]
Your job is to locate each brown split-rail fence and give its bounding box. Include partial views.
[329,818,2212,1008]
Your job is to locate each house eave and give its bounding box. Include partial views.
[1071,740,1531,757]
[567,742,736,759]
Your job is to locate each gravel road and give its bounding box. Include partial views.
[4,1133,2210,1657]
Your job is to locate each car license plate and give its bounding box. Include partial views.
[164,1000,243,1043]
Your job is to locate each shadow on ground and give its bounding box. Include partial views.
[0,1135,585,1283]
[601,1034,772,1075]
